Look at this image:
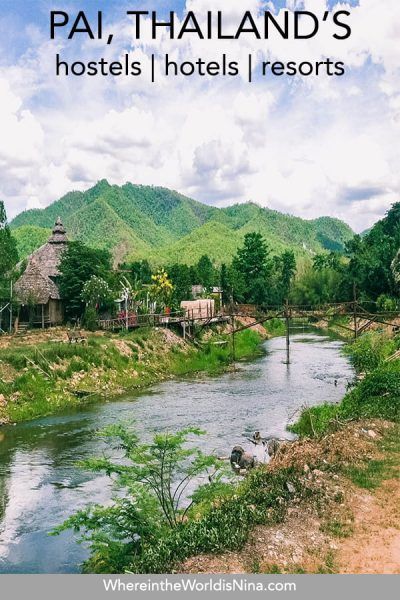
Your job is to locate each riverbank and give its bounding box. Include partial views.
[0,324,264,425]
[51,327,395,576]
[179,329,400,574]
[181,419,400,574]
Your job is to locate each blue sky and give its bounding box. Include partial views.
[0,0,398,231]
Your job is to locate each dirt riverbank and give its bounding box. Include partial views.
[181,419,400,574]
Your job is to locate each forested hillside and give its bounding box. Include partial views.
[11,180,354,265]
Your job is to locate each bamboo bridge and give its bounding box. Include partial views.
[98,300,400,363]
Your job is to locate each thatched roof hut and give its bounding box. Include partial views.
[14,259,61,304]
[14,218,68,326]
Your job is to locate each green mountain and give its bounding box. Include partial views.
[12,225,51,260]
[10,180,354,265]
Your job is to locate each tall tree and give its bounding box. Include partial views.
[168,263,192,306]
[233,233,271,304]
[219,263,230,305]
[195,255,216,290]
[273,250,297,302]
[130,260,152,285]
[0,201,19,285]
[59,242,112,319]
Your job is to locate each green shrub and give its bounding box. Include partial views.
[344,332,398,372]
[289,403,339,437]
[53,423,304,574]
[129,466,301,574]
[83,307,99,331]
[339,364,400,422]
[264,318,286,336]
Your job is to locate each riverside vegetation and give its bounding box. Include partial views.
[49,329,399,574]
[0,326,263,425]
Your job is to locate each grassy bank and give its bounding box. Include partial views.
[290,331,400,437]
[0,325,263,425]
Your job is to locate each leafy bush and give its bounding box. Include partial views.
[53,423,306,574]
[83,307,98,331]
[53,425,229,573]
[340,363,400,422]
[129,466,302,574]
[376,294,398,312]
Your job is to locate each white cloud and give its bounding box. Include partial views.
[0,0,399,232]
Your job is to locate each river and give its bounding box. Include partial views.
[0,332,354,573]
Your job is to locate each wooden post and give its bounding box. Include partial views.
[231,314,236,371]
[285,298,290,364]
[41,304,45,329]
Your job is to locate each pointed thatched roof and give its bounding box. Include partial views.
[32,217,68,278]
[14,218,68,305]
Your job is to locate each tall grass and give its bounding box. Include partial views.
[0,327,263,424]
[169,329,262,376]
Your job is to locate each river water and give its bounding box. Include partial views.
[0,332,354,573]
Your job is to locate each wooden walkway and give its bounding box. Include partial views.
[98,311,230,332]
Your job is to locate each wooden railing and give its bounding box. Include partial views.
[98,311,186,331]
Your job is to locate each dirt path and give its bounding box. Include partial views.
[336,477,400,574]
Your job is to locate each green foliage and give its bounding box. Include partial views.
[81,275,114,310]
[344,332,398,372]
[376,294,398,312]
[194,255,216,289]
[54,421,302,574]
[278,250,296,299]
[233,233,272,304]
[0,201,18,286]
[10,181,354,266]
[343,202,400,300]
[170,329,262,376]
[125,466,302,573]
[291,259,345,305]
[167,263,192,306]
[130,260,152,285]
[12,225,50,260]
[289,404,339,437]
[264,318,286,336]
[340,363,400,422]
[292,199,400,305]
[53,425,228,572]
[58,241,112,319]
[229,234,297,305]
[83,307,99,331]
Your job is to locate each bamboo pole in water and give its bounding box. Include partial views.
[285,299,290,365]
[231,314,236,371]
